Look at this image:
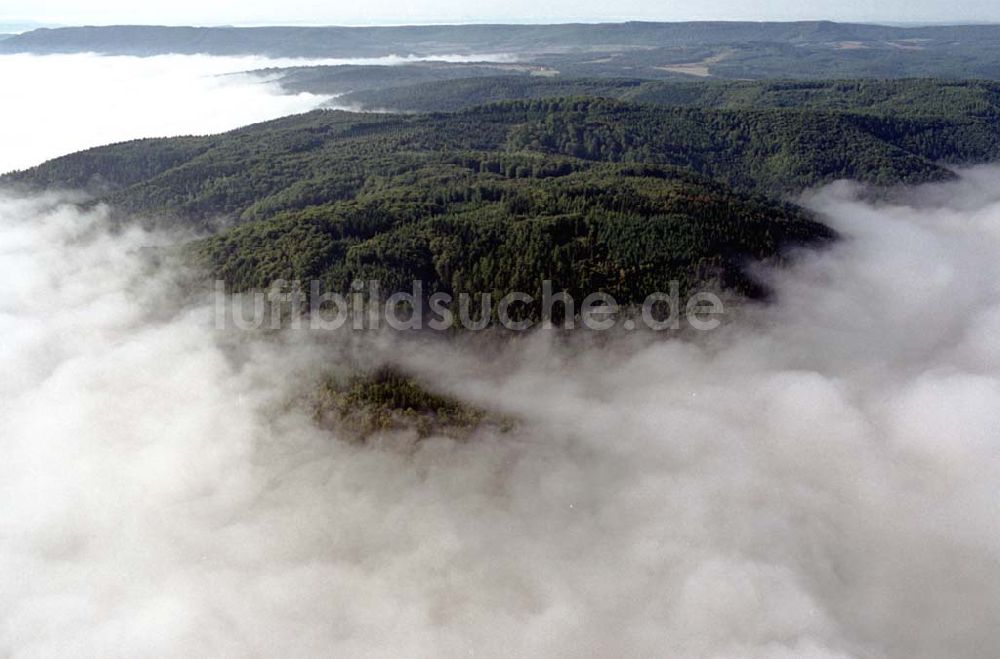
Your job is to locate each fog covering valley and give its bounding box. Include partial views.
[0,52,501,175]
[2,52,1000,658]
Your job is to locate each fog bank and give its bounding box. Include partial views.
[1,168,1000,657]
[0,52,506,175]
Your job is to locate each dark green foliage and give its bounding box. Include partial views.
[10,91,1000,317]
[342,77,1000,117]
[1,136,214,192]
[341,77,646,113]
[189,161,828,312]
[11,92,1000,209]
[311,367,494,440]
[497,99,990,192]
[343,368,473,418]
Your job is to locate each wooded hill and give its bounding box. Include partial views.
[7,90,1000,317]
[336,77,1000,116]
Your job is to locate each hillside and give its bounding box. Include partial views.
[4,102,868,314]
[192,161,829,311]
[257,62,548,98]
[336,77,1000,115]
[7,92,1000,318]
[9,98,1000,206]
[6,22,1000,79]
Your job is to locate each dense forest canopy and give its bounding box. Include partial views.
[11,91,1000,204]
[333,77,1000,116]
[8,79,1000,320]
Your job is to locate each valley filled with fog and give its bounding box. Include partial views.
[2,52,1000,659]
[0,52,504,174]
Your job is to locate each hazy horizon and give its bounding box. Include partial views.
[4,0,1000,31]
[4,18,1000,31]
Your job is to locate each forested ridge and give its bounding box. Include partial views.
[13,94,1000,205]
[7,90,1000,318]
[339,77,1000,116]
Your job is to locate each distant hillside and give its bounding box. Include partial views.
[337,77,1000,116]
[5,22,1000,79]
[0,22,924,57]
[258,62,546,98]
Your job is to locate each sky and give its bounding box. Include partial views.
[2,0,999,27]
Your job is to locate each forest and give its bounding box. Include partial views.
[7,87,1000,320]
[337,77,1000,116]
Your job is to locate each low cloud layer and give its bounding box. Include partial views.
[2,167,1000,657]
[0,52,510,175]
[0,53,333,174]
